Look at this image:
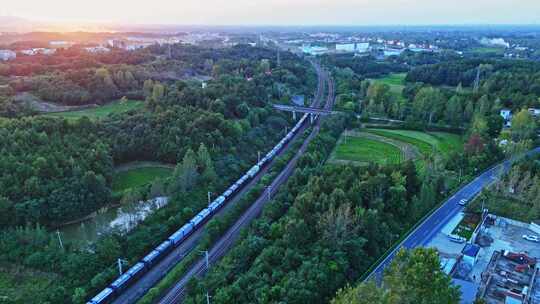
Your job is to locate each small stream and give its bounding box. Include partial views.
[59,197,169,244]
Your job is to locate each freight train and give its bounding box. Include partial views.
[88,113,310,304]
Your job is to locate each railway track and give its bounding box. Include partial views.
[158,62,335,304]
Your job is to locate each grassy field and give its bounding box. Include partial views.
[370,73,407,95]
[112,165,173,193]
[366,129,462,156]
[429,132,464,155]
[375,73,407,86]
[332,135,403,165]
[45,99,144,120]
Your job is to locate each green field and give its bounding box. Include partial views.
[366,129,462,156]
[45,99,144,120]
[332,136,403,165]
[375,73,407,86]
[112,165,173,193]
[371,73,406,93]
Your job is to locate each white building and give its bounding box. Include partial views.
[528,108,540,118]
[20,48,56,56]
[500,109,512,121]
[336,43,356,53]
[301,45,329,56]
[0,50,16,61]
[84,46,111,53]
[356,43,370,53]
[49,41,72,48]
[383,48,403,57]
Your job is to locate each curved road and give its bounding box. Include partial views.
[158,64,335,304]
[365,146,540,282]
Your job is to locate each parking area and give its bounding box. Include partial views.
[426,213,540,303]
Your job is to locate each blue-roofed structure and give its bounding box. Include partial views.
[462,244,481,266]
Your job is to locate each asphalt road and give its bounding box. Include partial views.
[111,60,328,304]
[158,64,334,304]
[365,146,540,282]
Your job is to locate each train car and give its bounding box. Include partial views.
[142,249,162,268]
[208,199,220,211]
[247,165,260,177]
[168,225,191,245]
[156,240,173,254]
[108,261,146,294]
[223,189,233,198]
[110,273,131,293]
[189,213,205,227]
[118,262,145,289]
[87,287,114,304]
[196,208,211,219]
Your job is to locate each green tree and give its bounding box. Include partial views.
[511,109,537,141]
[470,114,488,138]
[412,87,446,124]
[170,149,199,193]
[332,248,460,304]
[72,287,87,304]
[197,143,217,185]
[445,95,463,126]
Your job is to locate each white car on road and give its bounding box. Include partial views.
[458,199,468,206]
[523,234,539,242]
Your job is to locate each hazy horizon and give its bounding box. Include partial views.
[2,0,540,28]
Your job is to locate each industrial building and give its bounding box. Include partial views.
[428,212,540,304]
[477,250,538,304]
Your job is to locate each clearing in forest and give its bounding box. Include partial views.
[112,162,174,194]
[44,99,144,120]
[369,73,406,94]
[366,129,462,156]
[329,131,411,165]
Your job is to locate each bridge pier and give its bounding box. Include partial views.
[310,113,314,124]
[293,111,297,121]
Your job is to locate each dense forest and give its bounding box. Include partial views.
[332,248,461,304]
[0,44,318,303]
[469,153,540,222]
[184,112,472,303]
[1,29,540,304]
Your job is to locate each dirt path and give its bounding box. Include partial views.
[343,130,421,161]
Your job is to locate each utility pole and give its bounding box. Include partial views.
[199,250,209,269]
[267,185,272,200]
[117,258,127,275]
[56,230,64,250]
[208,192,212,204]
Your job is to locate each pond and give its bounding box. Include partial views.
[59,196,169,244]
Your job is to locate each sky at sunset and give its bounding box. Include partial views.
[1,0,540,26]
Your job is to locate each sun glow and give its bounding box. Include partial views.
[2,0,540,29]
